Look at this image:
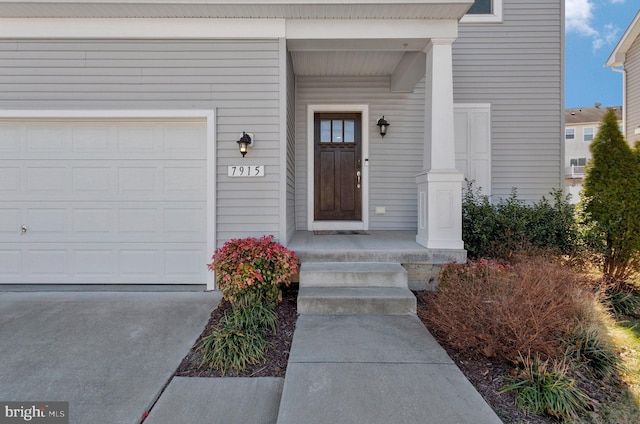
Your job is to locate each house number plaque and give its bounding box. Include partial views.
[227,165,265,177]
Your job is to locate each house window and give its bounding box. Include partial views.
[467,0,492,14]
[565,128,575,140]
[461,0,503,23]
[584,127,594,142]
[570,158,587,167]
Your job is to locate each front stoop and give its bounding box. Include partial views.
[297,262,416,315]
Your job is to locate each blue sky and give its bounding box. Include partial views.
[565,0,638,108]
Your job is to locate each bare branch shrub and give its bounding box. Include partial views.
[418,257,597,362]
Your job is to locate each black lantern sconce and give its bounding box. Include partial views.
[237,132,253,157]
[376,116,390,137]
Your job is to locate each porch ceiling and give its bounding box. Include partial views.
[291,51,406,76]
[0,1,473,20]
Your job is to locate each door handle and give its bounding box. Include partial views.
[356,171,361,189]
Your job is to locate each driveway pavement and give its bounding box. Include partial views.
[0,291,220,424]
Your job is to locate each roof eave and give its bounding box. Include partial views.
[606,9,640,68]
[0,0,474,20]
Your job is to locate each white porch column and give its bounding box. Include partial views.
[416,38,464,250]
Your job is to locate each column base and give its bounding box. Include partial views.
[415,170,465,250]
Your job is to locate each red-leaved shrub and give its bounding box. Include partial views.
[208,235,299,304]
[418,257,595,361]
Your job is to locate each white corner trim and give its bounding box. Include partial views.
[0,18,286,39]
[0,109,214,120]
[460,0,503,24]
[306,104,369,231]
[0,109,218,290]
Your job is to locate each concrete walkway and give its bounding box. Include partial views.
[0,291,502,423]
[276,314,503,424]
[146,313,503,424]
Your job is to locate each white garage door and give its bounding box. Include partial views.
[0,117,209,285]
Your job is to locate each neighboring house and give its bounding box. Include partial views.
[607,9,640,146]
[564,105,622,204]
[0,0,563,288]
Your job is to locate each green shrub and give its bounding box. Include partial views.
[563,326,624,380]
[500,353,591,420]
[462,181,577,259]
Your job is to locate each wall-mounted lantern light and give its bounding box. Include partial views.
[237,132,253,157]
[376,116,390,137]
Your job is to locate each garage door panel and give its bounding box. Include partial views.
[0,118,208,285]
[73,167,111,192]
[27,167,66,193]
[75,250,114,276]
[0,243,207,284]
[26,126,68,153]
[0,209,20,233]
[0,126,20,152]
[0,167,19,191]
[28,249,68,276]
[120,250,158,277]
[3,202,205,242]
[0,250,22,276]
[0,161,206,202]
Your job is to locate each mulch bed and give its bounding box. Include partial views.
[176,285,560,423]
[175,284,299,378]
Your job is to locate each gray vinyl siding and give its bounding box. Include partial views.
[295,76,425,231]
[455,0,563,200]
[626,36,640,146]
[0,39,282,246]
[286,51,297,241]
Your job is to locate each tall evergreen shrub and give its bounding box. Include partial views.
[581,108,640,282]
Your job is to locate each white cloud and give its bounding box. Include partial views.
[566,0,598,36]
[566,0,622,51]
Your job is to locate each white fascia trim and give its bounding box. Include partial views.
[0,108,218,290]
[606,10,640,67]
[0,109,213,119]
[287,19,458,40]
[460,0,502,24]
[307,104,369,232]
[0,18,286,39]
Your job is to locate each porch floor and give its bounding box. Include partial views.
[288,231,466,264]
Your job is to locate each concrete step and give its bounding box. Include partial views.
[300,262,408,288]
[297,287,416,315]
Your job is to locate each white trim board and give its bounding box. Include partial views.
[306,104,369,231]
[0,109,217,290]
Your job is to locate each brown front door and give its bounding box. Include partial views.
[314,113,362,221]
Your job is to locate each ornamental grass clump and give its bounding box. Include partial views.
[208,235,299,305]
[563,325,624,381]
[500,353,590,420]
[199,305,272,375]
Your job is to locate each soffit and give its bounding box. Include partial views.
[0,1,473,19]
[292,51,406,76]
